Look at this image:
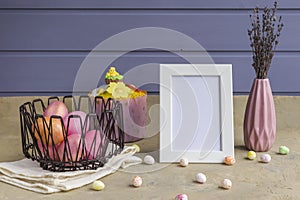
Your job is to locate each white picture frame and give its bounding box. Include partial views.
[160,64,234,163]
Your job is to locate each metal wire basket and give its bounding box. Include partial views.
[19,96,124,172]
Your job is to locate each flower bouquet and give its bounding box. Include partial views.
[90,67,147,143]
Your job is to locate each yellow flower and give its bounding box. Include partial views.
[97,87,105,96]
[107,82,132,99]
[107,82,117,94]
[89,85,108,97]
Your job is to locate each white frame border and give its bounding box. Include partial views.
[159,64,234,163]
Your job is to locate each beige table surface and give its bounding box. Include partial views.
[0,96,299,199]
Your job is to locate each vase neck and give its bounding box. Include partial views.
[254,78,269,82]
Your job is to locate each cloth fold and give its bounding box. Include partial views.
[0,146,141,194]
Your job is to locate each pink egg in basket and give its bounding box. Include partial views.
[37,140,60,160]
[85,129,107,159]
[63,111,89,135]
[57,134,83,162]
[44,101,69,118]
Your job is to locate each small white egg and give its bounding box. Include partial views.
[220,179,232,190]
[260,154,271,163]
[143,155,155,165]
[92,180,105,191]
[195,173,207,184]
[175,194,188,200]
[179,158,189,167]
[132,176,142,187]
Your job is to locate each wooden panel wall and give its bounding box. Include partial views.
[0,1,299,96]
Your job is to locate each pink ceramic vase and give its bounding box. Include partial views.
[243,78,276,152]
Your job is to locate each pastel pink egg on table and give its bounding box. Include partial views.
[224,156,236,165]
[175,194,188,200]
[220,179,232,190]
[132,176,143,187]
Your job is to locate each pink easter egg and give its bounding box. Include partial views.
[44,101,68,118]
[85,129,107,159]
[37,140,60,160]
[64,111,89,135]
[175,194,188,200]
[57,134,83,162]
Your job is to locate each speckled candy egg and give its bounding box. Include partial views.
[260,154,271,163]
[247,151,256,160]
[92,180,105,191]
[175,194,188,200]
[220,179,232,190]
[195,173,206,184]
[132,176,142,187]
[143,155,155,165]
[279,146,289,155]
[224,156,236,165]
[132,144,140,153]
[179,158,189,167]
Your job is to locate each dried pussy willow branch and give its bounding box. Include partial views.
[248,1,284,79]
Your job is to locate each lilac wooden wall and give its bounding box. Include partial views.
[0,0,299,96]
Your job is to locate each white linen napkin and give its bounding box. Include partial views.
[0,146,142,194]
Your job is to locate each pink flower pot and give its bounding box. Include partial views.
[243,78,276,152]
[95,93,147,143]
